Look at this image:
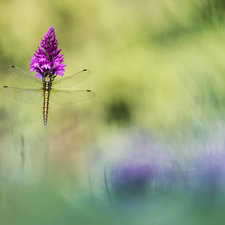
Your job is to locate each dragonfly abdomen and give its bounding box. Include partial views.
[43,80,51,126]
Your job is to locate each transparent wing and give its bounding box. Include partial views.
[52,69,91,88]
[50,89,95,105]
[0,86,43,103]
[8,65,43,87]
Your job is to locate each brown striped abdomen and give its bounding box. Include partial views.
[43,83,50,126]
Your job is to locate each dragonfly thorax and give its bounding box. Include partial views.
[44,75,51,83]
[42,72,56,82]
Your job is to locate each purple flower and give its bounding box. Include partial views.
[30,26,66,79]
[193,152,225,193]
[110,160,156,200]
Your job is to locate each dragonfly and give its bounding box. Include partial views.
[0,65,95,125]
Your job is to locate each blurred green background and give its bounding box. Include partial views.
[1,0,225,224]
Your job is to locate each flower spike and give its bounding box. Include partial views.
[30,26,66,79]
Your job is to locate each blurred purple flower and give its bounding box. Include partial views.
[101,129,180,203]
[30,26,66,79]
[193,152,225,193]
[110,160,156,200]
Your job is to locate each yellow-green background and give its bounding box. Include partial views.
[1,0,225,223]
[1,0,225,175]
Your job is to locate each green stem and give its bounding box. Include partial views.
[21,135,25,185]
[44,124,49,178]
